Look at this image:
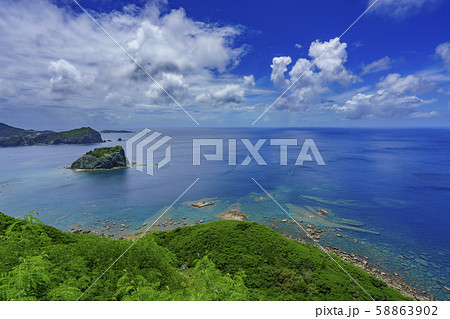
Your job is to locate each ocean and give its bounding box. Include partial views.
[0,127,449,300]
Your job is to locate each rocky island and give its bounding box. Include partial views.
[0,123,103,147]
[71,146,128,170]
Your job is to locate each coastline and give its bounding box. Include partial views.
[68,165,130,172]
[259,217,434,301]
[68,215,434,301]
[284,233,433,301]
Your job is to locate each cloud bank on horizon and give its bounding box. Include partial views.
[0,0,449,128]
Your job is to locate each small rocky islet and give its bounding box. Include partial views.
[70,146,128,170]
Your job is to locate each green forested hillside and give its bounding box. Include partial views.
[32,127,102,145]
[0,212,409,301]
[0,123,27,138]
[0,126,102,146]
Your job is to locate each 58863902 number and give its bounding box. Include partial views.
[375,305,437,316]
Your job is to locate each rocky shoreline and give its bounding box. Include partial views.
[320,244,433,301]
[266,219,434,301]
[67,214,435,301]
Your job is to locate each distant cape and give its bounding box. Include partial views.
[101,129,133,133]
[0,122,103,147]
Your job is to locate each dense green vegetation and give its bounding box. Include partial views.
[0,212,409,301]
[33,127,102,145]
[71,146,127,169]
[0,124,102,147]
[86,146,123,159]
[0,122,29,138]
[0,122,50,146]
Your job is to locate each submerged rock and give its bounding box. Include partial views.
[219,209,248,221]
[71,146,128,170]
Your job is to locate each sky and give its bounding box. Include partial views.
[0,0,449,130]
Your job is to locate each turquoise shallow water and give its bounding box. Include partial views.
[0,128,449,299]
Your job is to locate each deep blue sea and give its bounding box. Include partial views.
[0,128,449,299]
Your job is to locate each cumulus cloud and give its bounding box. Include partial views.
[376,73,436,94]
[333,73,437,119]
[361,57,391,75]
[436,42,450,71]
[0,0,251,115]
[369,0,437,17]
[196,84,245,105]
[308,38,358,85]
[270,56,292,88]
[48,59,83,96]
[243,75,255,87]
[269,38,359,111]
[125,7,243,74]
[145,73,188,103]
[194,75,255,107]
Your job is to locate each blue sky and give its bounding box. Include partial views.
[0,0,449,130]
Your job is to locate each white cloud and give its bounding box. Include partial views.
[409,111,438,118]
[196,84,245,105]
[436,42,450,71]
[361,57,391,75]
[194,75,255,107]
[0,0,250,114]
[125,7,243,74]
[377,73,436,94]
[369,0,437,17]
[295,43,302,49]
[48,59,83,97]
[270,56,292,88]
[145,73,187,103]
[243,75,255,87]
[120,96,134,107]
[333,73,437,119]
[269,38,358,111]
[308,38,358,85]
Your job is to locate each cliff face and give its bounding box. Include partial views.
[71,146,128,170]
[0,125,103,147]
